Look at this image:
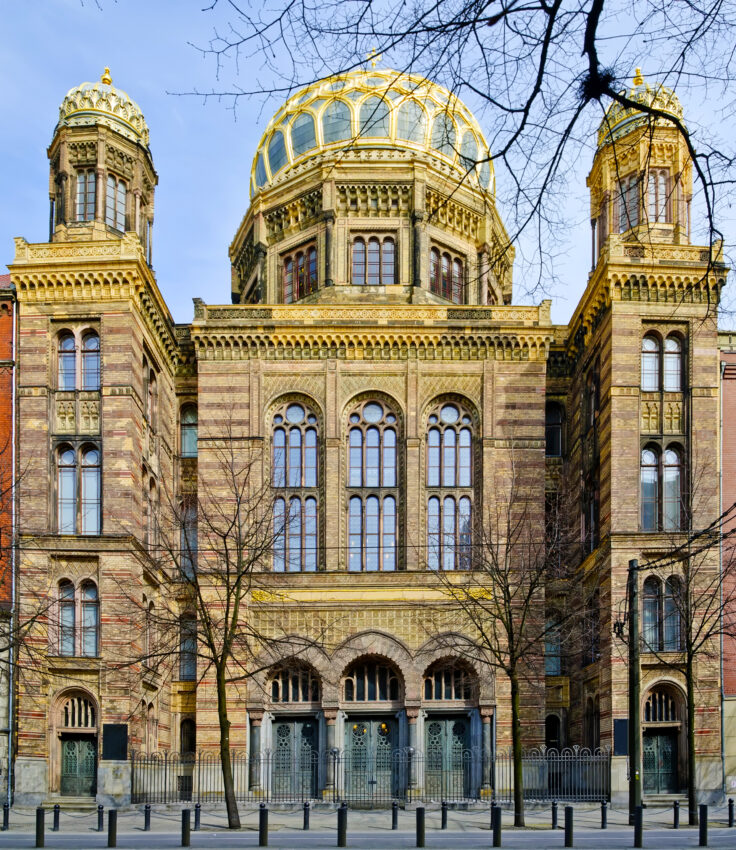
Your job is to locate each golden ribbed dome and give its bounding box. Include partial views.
[250,69,494,197]
[56,68,150,146]
[598,69,684,147]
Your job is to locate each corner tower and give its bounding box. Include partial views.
[48,68,157,262]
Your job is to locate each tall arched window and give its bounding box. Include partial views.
[81,582,99,656]
[80,446,101,535]
[423,661,476,701]
[663,448,682,530]
[429,248,464,303]
[640,447,659,531]
[270,665,321,703]
[426,401,474,570]
[351,236,395,285]
[57,444,101,535]
[347,400,399,571]
[641,335,660,391]
[272,402,319,571]
[59,581,75,656]
[616,174,639,232]
[648,169,670,223]
[643,577,662,650]
[105,175,126,230]
[81,333,100,391]
[180,718,197,754]
[641,445,683,532]
[644,576,682,651]
[180,405,198,457]
[58,447,77,533]
[76,170,96,222]
[58,580,99,656]
[58,334,76,391]
[179,615,197,681]
[664,337,682,392]
[283,246,318,302]
[180,497,198,579]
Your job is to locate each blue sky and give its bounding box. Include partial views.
[1,0,732,325]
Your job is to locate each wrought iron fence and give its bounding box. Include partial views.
[131,746,610,806]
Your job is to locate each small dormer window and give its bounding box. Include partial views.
[105,176,127,230]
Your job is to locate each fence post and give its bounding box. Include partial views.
[492,804,502,848]
[441,800,447,829]
[194,802,200,831]
[52,804,60,832]
[564,806,573,848]
[634,805,643,849]
[699,804,707,847]
[2,801,9,831]
[729,798,734,828]
[259,803,268,848]
[392,800,398,830]
[34,808,44,849]
[416,806,425,848]
[97,804,104,832]
[337,802,347,848]
[107,809,117,849]
[303,801,310,831]
[673,800,679,829]
[552,800,558,829]
[600,800,607,829]
[144,803,151,831]
[181,809,190,848]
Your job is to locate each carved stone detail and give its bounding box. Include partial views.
[336,183,412,217]
[264,189,322,242]
[55,400,76,434]
[425,188,480,239]
[641,400,660,433]
[663,400,684,433]
[339,373,405,407]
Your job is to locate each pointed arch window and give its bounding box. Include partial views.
[347,400,399,571]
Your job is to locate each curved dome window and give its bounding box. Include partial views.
[255,153,268,188]
[396,100,426,144]
[291,112,317,157]
[479,157,491,188]
[431,113,457,158]
[460,132,479,171]
[322,100,352,143]
[360,96,390,137]
[268,130,288,176]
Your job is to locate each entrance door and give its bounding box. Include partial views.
[344,718,399,804]
[643,731,678,794]
[425,716,472,800]
[271,719,319,800]
[60,736,97,796]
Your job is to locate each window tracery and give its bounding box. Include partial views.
[343,660,401,701]
[270,665,321,703]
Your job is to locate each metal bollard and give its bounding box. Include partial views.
[699,804,707,847]
[182,809,191,848]
[552,800,558,829]
[564,806,573,848]
[416,806,425,848]
[107,809,117,849]
[302,801,310,831]
[441,800,448,830]
[35,808,44,849]
[673,800,679,829]
[194,803,200,831]
[52,804,60,832]
[144,803,151,831]
[729,798,734,829]
[634,805,643,849]
[337,802,347,848]
[600,800,607,829]
[259,802,268,848]
[2,801,9,831]
[97,804,104,832]
[490,799,497,831]
[492,804,502,848]
[392,800,398,830]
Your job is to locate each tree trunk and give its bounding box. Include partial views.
[217,667,241,829]
[686,653,697,826]
[510,670,525,827]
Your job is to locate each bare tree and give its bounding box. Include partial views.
[189,0,736,296]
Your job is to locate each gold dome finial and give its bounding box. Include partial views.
[633,67,644,86]
[101,67,112,85]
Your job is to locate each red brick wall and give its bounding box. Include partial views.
[0,275,15,608]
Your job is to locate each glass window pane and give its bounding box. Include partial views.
[396,100,425,143]
[443,497,456,570]
[381,238,395,285]
[58,335,76,390]
[349,429,362,486]
[664,339,681,391]
[663,460,681,530]
[322,100,351,143]
[268,130,288,176]
[428,429,441,487]
[431,114,456,157]
[359,96,390,137]
[664,580,680,650]
[60,600,75,656]
[288,498,302,572]
[365,427,380,487]
[304,428,318,487]
[273,498,286,572]
[291,112,317,156]
[349,497,362,571]
[288,428,302,487]
[284,256,294,303]
[59,464,77,534]
[365,496,379,571]
[430,249,440,294]
[106,176,116,226]
[458,496,472,569]
[452,259,463,304]
[460,131,479,172]
[367,238,380,285]
[255,153,267,188]
[641,462,658,531]
[352,239,365,286]
[117,181,126,230]
[82,594,99,656]
[82,335,100,390]
[273,429,286,487]
[81,464,100,535]
[443,428,456,487]
[304,497,318,572]
[459,428,472,486]
[383,428,396,487]
[383,496,396,571]
[427,497,440,570]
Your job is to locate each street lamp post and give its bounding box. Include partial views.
[628,558,642,824]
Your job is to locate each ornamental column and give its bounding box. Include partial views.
[248,711,264,790]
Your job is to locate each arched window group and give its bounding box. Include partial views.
[423,661,476,701]
[270,665,321,703]
[58,580,99,657]
[57,330,100,392]
[343,659,401,702]
[351,236,395,285]
[640,445,683,531]
[57,444,101,535]
[641,333,683,392]
[347,400,398,571]
[643,576,682,651]
[426,402,474,570]
[273,402,319,572]
[430,248,464,303]
[283,246,318,303]
[645,686,678,722]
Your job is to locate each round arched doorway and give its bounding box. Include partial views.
[53,691,98,797]
[642,683,685,795]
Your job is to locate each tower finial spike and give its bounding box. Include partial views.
[101,67,112,85]
[633,67,644,86]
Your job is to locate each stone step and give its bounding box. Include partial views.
[41,796,98,811]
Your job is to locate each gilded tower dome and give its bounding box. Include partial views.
[250,69,495,197]
[597,68,684,148]
[56,68,150,146]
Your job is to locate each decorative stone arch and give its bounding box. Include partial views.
[332,630,417,699]
[641,678,687,794]
[50,688,99,796]
[340,390,405,433]
[416,634,494,702]
[247,640,333,712]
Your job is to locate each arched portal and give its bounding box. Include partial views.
[52,690,98,796]
[642,683,685,795]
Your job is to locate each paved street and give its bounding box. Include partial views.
[0,803,733,849]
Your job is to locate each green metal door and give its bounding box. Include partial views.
[60,736,97,796]
[344,718,398,803]
[643,731,678,794]
[424,716,471,800]
[272,719,318,800]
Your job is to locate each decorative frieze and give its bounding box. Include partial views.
[54,392,100,435]
[425,188,480,239]
[264,188,322,242]
[336,183,412,217]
